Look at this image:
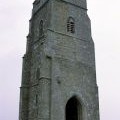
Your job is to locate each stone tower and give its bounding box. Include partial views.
[19,0,100,120]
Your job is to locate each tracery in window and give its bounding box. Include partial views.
[67,17,75,33]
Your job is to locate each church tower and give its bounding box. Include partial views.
[19,0,100,120]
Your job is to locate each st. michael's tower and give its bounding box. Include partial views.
[19,0,100,120]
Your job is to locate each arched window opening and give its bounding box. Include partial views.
[67,17,75,33]
[39,20,43,37]
[66,97,82,120]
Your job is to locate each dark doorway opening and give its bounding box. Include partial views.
[66,97,82,120]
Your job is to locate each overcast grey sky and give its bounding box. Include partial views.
[0,0,120,120]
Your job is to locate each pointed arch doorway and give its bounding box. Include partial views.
[66,97,82,120]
